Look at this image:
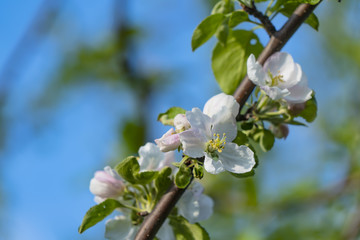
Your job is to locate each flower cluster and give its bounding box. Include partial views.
[80,51,316,239]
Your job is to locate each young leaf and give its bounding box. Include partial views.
[169,216,210,240]
[191,13,226,51]
[155,167,172,198]
[115,156,140,184]
[136,171,159,185]
[175,164,192,188]
[158,107,186,126]
[79,199,123,233]
[299,95,317,123]
[252,129,275,152]
[211,0,235,14]
[228,11,249,28]
[212,30,263,94]
[215,23,229,46]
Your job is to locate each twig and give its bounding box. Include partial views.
[135,2,321,240]
[241,1,276,37]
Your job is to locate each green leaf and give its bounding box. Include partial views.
[233,131,248,145]
[115,156,140,184]
[240,121,254,130]
[228,11,249,28]
[175,164,192,188]
[212,0,235,14]
[170,216,210,240]
[136,171,159,185]
[155,167,173,198]
[215,22,229,47]
[79,199,123,233]
[191,14,226,51]
[279,3,319,30]
[299,95,317,123]
[158,107,186,126]
[212,30,263,94]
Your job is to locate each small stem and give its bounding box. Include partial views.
[241,2,276,37]
[265,0,275,16]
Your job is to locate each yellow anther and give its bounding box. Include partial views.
[207,133,227,154]
[268,70,284,87]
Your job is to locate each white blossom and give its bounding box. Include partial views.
[247,52,312,103]
[177,181,214,224]
[89,166,125,201]
[138,142,174,172]
[179,93,255,174]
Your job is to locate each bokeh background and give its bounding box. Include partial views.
[0,0,359,239]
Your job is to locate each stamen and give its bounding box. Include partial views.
[268,70,284,87]
[207,133,227,154]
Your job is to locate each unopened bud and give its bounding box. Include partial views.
[155,128,180,152]
[89,166,125,199]
[270,124,289,139]
[174,114,191,132]
[288,102,306,115]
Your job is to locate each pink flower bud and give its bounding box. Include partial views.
[174,114,191,132]
[270,124,289,139]
[288,102,306,115]
[89,166,125,199]
[154,128,181,152]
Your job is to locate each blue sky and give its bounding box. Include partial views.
[0,0,350,239]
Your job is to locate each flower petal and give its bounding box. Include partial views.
[203,93,240,118]
[105,216,137,240]
[219,142,255,174]
[247,54,267,86]
[264,52,296,85]
[211,107,238,142]
[179,129,207,158]
[284,68,312,103]
[204,154,225,174]
[155,128,180,152]
[138,142,164,172]
[261,85,290,100]
[157,219,175,240]
[186,108,212,137]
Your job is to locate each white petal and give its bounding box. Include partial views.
[247,54,267,86]
[105,216,137,240]
[264,52,296,84]
[174,114,191,131]
[261,85,290,100]
[204,154,225,174]
[195,194,214,223]
[211,107,238,142]
[138,142,164,171]
[203,93,240,118]
[186,108,212,138]
[157,219,175,240]
[284,70,312,103]
[219,142,255,174]
[179,129,207,158]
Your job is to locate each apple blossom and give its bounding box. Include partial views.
[179,93,255,174]
[89,166,125,201]
[177,181,214,224]
[247,52,312,103]
[138,142,174,172]
[155,128,181,152]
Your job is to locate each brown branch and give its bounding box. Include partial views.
[241,2,276,36]
[135,2,321,240]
